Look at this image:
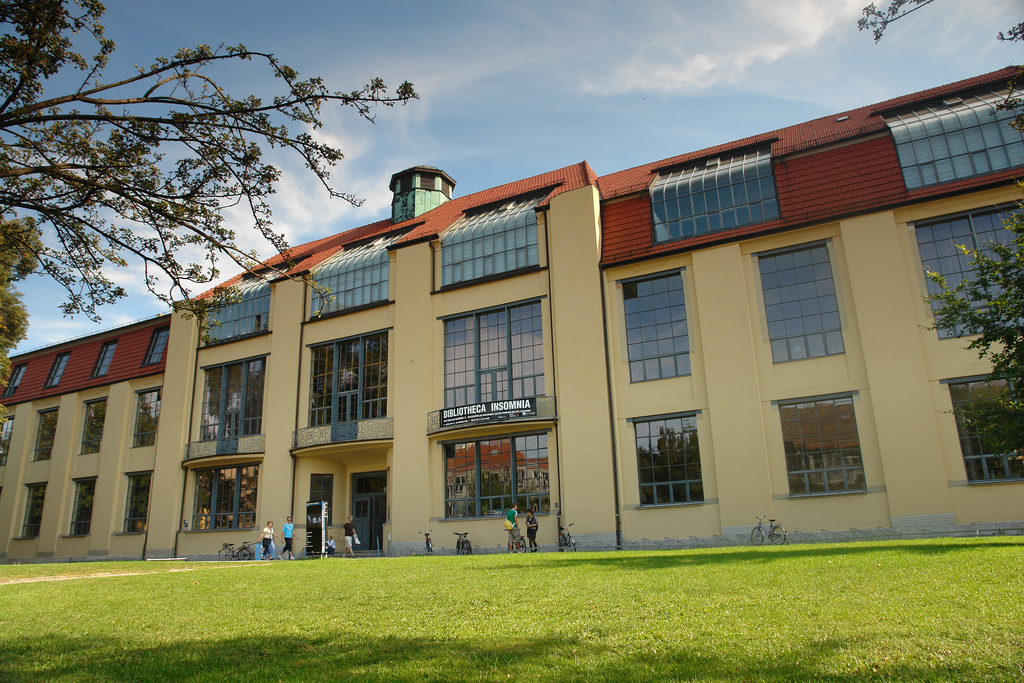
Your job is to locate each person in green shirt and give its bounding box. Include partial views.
[506,504,520,552]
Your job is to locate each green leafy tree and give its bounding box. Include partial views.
[926,202,1024,455]
[861,1,1024,455]
[0,218,40,413]
[0,0,416,325]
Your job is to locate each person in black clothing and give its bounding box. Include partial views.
[343,515,357,557]
[526,508,539,552]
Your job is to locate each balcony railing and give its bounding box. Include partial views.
[292,418,394,450]
[184,434,265,461]
[426,395,557,435]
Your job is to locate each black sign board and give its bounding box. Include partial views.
[440,397,537,428]
[305,500,327,557]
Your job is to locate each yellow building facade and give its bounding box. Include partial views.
[2,69,1023,562]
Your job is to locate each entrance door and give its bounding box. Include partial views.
[352,472,387,552]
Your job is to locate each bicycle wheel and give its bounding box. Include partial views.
[750,526,765,544]
[516,538,527,553]
[464,540,473,555]
[426,540,433,555]
[769,524,787,544]
[217,547,233,561]
[566,535,576,551]
[238,545,255,560]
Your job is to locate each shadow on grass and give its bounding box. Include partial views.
[0,630,1010,682]
[510,538,1024,572]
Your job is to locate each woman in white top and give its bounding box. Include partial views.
[255,521,279,560]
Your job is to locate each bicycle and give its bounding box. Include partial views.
[217,541,255,561]
[558,523,577,551]
[420,530,433,555]
[453,531,473,555]
[509,527,527,553]
[751,516,786,544]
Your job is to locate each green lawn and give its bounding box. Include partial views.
[1,538,1022,682]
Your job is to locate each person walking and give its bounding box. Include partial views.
[280,516,295,559]
[255,520,279,561]
[505,503,520,552]
[342,515,357,558]
[526,508,539,552]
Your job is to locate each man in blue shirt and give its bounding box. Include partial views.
[281,516,295,559]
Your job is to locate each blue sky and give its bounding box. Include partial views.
[12,0,1023,353]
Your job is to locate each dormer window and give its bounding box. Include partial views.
[649,147,779,244]
[206,278,271,343]
[886,90,1024,190]
[310,236,396,317]
[440,193,541,286]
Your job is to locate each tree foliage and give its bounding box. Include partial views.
[926,199,1024,454]
[0,218,40,413]
[0,0,416,323]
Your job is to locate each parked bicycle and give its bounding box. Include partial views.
[751,515,786,544]
[558,522,577,551]
[217,541,255,561]
[453,531,473,555]
[510,531,528,553]
[420,530,433,555]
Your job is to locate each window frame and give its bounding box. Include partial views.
[80,398,107,454]
[132,388,162,448]
[309,236,396,317]
[34,408,58,461]
[443,431,551,519]
[206,278,271,343]
[44,352,70,388]
[621,270,691,383]
[200,357,266,441]
[440,193,542,287]
[0,417,12,466]
[757,241,845,363]
[69,478,97,536]
[143,326,170,366]
[947,377,1024,482]
[123,472,152,533]
[632,413,704,506]
[91,340,117,378]
[2,363,26,397]
[191,463,259,530]
[308,331,389,427]
[778,393,866,496]
[443,300,545,408]
[22,483,46,538]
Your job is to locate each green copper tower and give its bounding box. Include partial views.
[390,165,456,223]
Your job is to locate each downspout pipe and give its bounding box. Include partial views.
[598,269,623,550]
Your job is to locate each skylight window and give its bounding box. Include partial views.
[886,91,1024,190]
[310,236,396,317]
[207,278,270,343]
[649,147,779,244]
[441,194,541,286]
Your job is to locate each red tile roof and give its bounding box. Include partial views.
[599,66,1023,267]
[4,316,171,405]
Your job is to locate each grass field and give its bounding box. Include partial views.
[1,538,1022,682]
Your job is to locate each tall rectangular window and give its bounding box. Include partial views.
[650,147,779,244]
[44,352,70,388]
[133,389,161,448]
[80,399,106,454]
[310,473,334,527]
[3,364,26,397]
[887,91,1024,190]
[634,414,703,505]
[308,332,388,426]
[441,194,541,286]
[915,207,1014,338]
[310,236,396,316]
[780,395,865,495]
[948,378,1024,481]
[444,301,544,408]
[123,472,152,533]
[444,433,550,518]
[192,464,259,530]
[207,278,270,343]
[622,271,690,382]
[22,483,45,538]
[92,341,117,378]
[143,327,170,365]
[34,409,58,461]
[201,359,265,441]
[0,418,12,466]
[759,243,844,363]
[70,478,96,535]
